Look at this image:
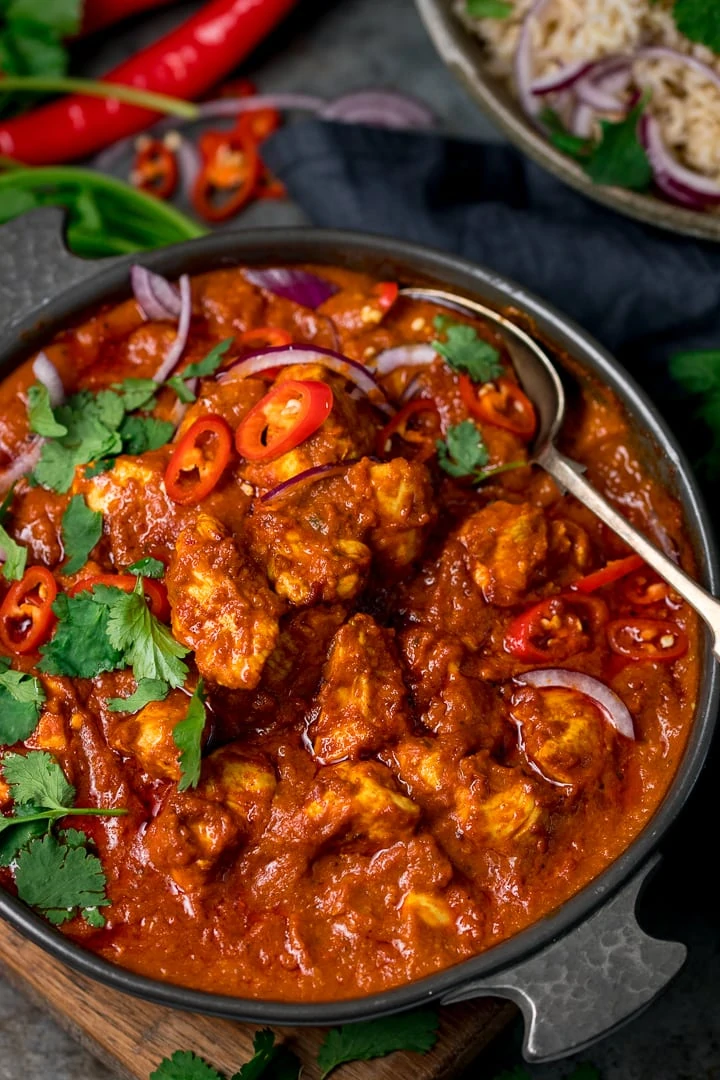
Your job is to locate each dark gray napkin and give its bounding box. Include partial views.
[264,120,720,471]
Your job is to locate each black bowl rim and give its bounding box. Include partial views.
[0,226,717,1024]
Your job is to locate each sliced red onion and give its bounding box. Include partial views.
[197,93,324,119]
[372,343,437,376]
[260,463,349,504]
[244,267,339,310]
[219,344,392,414]
[575,58,633,113]
[516,669,635,740]
[639,114,720,208]
[400,375,422,403]
[320,91,435,130]
[32,352,65,408]
[174,134,201,201]
[131,265,181,322]
[153,274,192,383]
[531,59,595,96]
[636,47,720,96]
[569,101,595,138]
[515,0,554,118]
[0,440,43,494]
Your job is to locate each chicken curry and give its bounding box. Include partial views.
[0,263,700,1001]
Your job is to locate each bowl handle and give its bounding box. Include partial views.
[0,207,121,331]
[440,854,685,1062]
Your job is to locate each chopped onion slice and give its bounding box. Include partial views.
[636,47,720,95]
[575,58,632,112]
[372,343,437,376]
[131,265,181,321]
[0,440,43,494]
[320,91,435,130]
[244,267,338,310]
[153,274,192,383]
[198,93,324,119]
[219,344,392,415]
[516,668,635,739]
[260,463,349,505]
[515,0,554,118]
[569,101,595,138]
[175,134,202,201]
[639,114,720,208]
[531,59,595,96]
[32,352,65,407]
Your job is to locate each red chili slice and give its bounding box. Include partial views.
[191,127,261,222]
[504,593,608,664]
[130,137,178,200]
[375,398,441,461]
[237,327,293,350]
[237,107,282,142]
[622,569,673,607]
[0,566,58,655]
[372,281,399,314]
[606,618,688,662]
[460,375,536,440]
[235,380,333,462]
[573,554,645,594]
[165,415,233,505]
[69,574,171,622]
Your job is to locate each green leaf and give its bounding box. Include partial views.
[127,556,165,579]
[166,375,197,404]
[119,415,174,455]
[231,1030,301,1080]
[673,0,720,51]
[6,0,82,36]
[5,18,68,77]
[107,678,169,714]
[83,905,106,928]
[432,322,503,383]
[540,108,593,159]
[111,377,158,413]
[150,1050,223,1080]
[0,810,47,867]
[84,458,115,479]
[436,420,490,478]
[0,523,27,581]
[38,589,124,678]
[33,389,125,493]
[27,383,68,437]
[183,338,234,379]
[465,0,512,16]
[317,1010,439,1080]
[14,829,109,925]
[61,494,103,575]
[2,750,75,810]
[669,349,720,395]
[105,584,188,688]
[583,101,652,190]
[0,186,39,219]
[0,484,16,525]
[0,663,46,743]
[173,680,206,791]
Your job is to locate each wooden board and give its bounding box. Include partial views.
[0,922,515,1080]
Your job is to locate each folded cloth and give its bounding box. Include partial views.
[264,120,720,482]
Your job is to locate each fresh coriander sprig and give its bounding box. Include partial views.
[173,681,207,790]
[0,522,27,581]
[436,421,524,483]
[0,751,128,833]
[166,337,234,403]
[672,0,720,52]
[61,494,103,575]
[0,656,46,743]
[583,99,652,190]
[431,316,504,383]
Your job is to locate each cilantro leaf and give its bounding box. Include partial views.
[183,338,234,379]
[317,1009,439,1079]
[84,458,115,479]
[127,556,165,579]
[105,583,188,688]
[436,420,490,478]
[231,1029,301,1080]
[1,17,68,78]
[0,661,46,743]
[0,808,47,867]
[61,494,103,576]
[2,749,75,810]
[173,680,206,790]
[39,590,124,678]
[107,678,169,714]
[166,375,198,404]
[6,0,82,37]
[669,348,720,478]
[111,377,158,413]
[432,322,503,383]
[119,415,174,455]
[27,383,68,438]
[466,0,512,16]
[33,390,124,493]
[0,523,27,581]
[150,1051,223,1080]
[673,0,720,51]
[541,107,593,159]
[583,101,652,190]
[13,829,109,925]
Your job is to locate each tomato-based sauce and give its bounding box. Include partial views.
[0,264,700,1001]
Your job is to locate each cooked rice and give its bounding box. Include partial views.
[456,0,720,188]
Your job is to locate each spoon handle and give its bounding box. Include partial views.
[539,445,720,661]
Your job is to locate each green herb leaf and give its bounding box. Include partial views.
[231,1029,301,1080]
[436,420,490,478]
[119,414,174,455]
[111,377,158,413]
[540,107,593,159]
[673,0,720,51]
[0,484,16,525]
[4,17,68,77]
[183,338,234,379]
[432,322,503,383]
[0,808,47,867]
[2,749,74,809]
[33,389,125,493]
[0,659,46,743]
[61,494,103,575]
[583,100,652,190]
[127,556,165,579]
[317,1009,440,1080]
[107,678,169,714]
[150,1051,223,1080]
[6,0,82,37]
[27,383,68,437]
[465,0,512,16]
[84,458,115,479]
[105,583,188,688]
[38,589,124,679]
[669,348,720,478]
[166,375,197,404]
[0,522,27,580]
[13,829,109,924]
[173,680,206,791]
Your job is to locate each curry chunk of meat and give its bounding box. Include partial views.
[105,690,190,781]
[167,514,283,690]
[457,500,548,607]
[310,614,410,763]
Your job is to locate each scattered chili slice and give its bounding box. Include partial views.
[606,618,688,662]
[573,554,645,594]
[192,127,261,222]
[0,566,58,655]
[504,593,608,664]
[461,375,536,440]
[130,136,179,200]
[256,168,287,200]
[623,569,673,608]
[375,398,441,461]
[372,281,399,314]
[236,380,333,462]
[69,574,171,623]
[165,414,233,505]
[238,108,282,142]
[237,327,293,350]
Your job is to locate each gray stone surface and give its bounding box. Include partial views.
[1,0,719,1078]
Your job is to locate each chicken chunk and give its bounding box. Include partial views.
[345,457,435,572]
[199,744,277,841]
[310,614,409,763]
[511,685,613,787]
[144,790,242,890]
[261,605,348,699]
[167,514,283,690]
[106,690,190,781]
[457,500,548,606]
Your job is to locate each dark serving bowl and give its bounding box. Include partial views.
[0,207,718,1062]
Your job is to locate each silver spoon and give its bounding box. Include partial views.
[401,286,720,661]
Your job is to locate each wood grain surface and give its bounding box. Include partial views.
[0,921,515,1080]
